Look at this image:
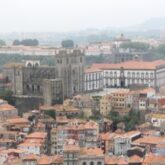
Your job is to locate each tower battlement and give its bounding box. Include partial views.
[55,48,84,56]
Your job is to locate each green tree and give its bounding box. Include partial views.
[124,111,140,131]
[0,40,6,46]
[109,111,122,124]
[13,39,39,46]
[109,110,140,131]
[61,40,74,48]
[13,40,20,46]
[0,90,15,105]
[155,44,165,54]
[44,110,56,119]
[120,42,150,51]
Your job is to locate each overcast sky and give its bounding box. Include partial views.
[0,0,165,32]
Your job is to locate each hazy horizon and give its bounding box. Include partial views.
[1,0,165,33]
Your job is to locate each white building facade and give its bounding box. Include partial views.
[91,60,165,90]
[84,68,103,92]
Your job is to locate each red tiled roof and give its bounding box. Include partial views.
[91,60,165,70]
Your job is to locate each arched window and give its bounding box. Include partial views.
[90,162,94,165]
[34,63,39,67]
[97,161,102,165]
[27,62,32,67]
[82,162,86,165]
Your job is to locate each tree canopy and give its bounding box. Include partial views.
[61,40,74,48]
[120,41,150,51]
[13,39,39,46]
[109,110,140,131]
[0,40,6,46]
[0,90,15,105]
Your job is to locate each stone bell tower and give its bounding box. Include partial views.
[55,48,85,98]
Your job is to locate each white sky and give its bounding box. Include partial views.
[0,0,165,32]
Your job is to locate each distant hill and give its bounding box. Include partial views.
[121,17,165,31]
[137,17,165,30]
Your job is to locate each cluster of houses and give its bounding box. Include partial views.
[0,84,165,165]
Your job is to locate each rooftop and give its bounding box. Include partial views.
[85,67,102,73]
[0,104,17,111]
[26,132,47,139]
[80,147,103,157]
[91,60,165,70]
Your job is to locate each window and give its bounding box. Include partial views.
[132,72,135,78]
[82,162,87,165]
[37,85,40,91]
[32,85,34,92]
[80,57,82,63]
[97,162,102,165]
[90,162,94,165]
[127,72,130,78]
[106,71,108,77]
[114,72,117,78]
[27,62,32,67]
[141,73,144,78]
[66,58,69,64]
[26,84,29,90]
[110,71,113,77]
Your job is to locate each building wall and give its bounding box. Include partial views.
[43,79,63,105]
[84,71,103,92]
[0,109,18,120]
[100,95,112,116]
[3,49,85,99]
[55,49,85,98]
[114,137,131,155]
[78,157,104,165]
[103,69,155,88]
[156,66,165,90]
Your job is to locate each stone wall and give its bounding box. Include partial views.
[14,96,43,115]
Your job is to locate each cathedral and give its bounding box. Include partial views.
[3,48,85,105]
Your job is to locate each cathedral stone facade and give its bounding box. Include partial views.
[55,49,85,98]
[3,48,85,103]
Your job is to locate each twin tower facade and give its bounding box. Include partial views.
[3,49,85,105]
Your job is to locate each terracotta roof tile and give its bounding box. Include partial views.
[92,60,165,70]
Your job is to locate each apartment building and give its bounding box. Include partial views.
[100,95,112,116]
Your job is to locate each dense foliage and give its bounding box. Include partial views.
[152,44,165,59]
[0,90,15,105]
[44,110,56,119]
[120,41,150,51]
[61,40,74,48]
[13,39,39,46]
[0,40,6,46]
[109,110,140,131]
